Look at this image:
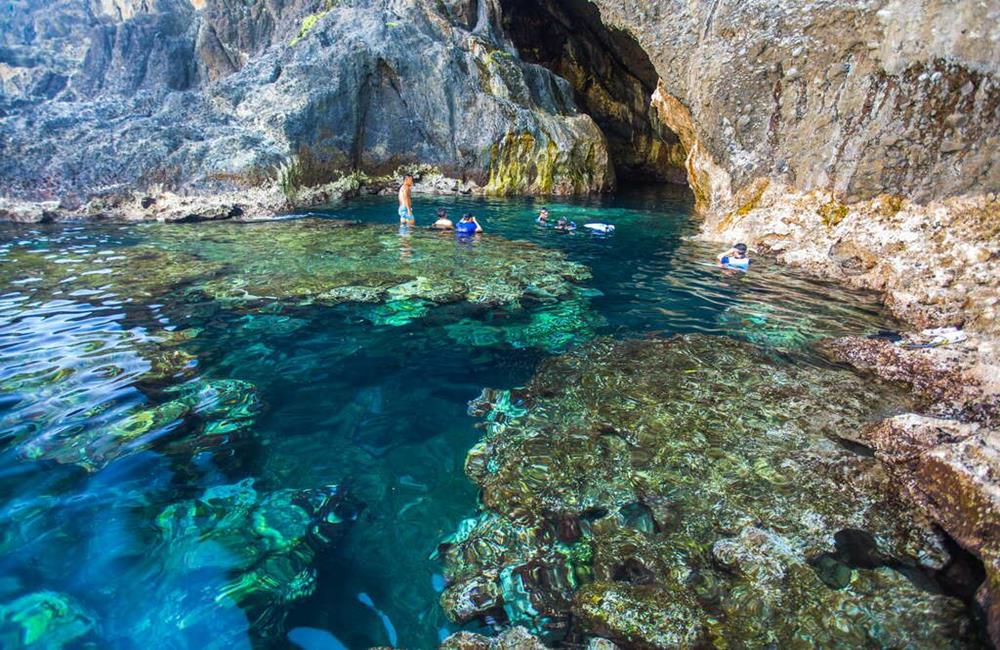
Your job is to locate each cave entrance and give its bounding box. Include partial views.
[500,0,687,188]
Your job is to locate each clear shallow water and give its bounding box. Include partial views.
[0,187,909,648]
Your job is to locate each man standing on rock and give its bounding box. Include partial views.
[398,174,415,225]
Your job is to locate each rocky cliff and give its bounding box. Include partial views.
[564,0,999,334]
[0,0,615,220]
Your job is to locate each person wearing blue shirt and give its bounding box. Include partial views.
[455,213,483,236]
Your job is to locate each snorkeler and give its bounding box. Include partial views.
[456,213,483,235]
[398,174,415,225]
[431,208,454,230]
[718,243,751,269]
[536,207,550,225]
[555,217,576,232]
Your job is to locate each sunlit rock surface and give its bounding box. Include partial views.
[439,335,982,646]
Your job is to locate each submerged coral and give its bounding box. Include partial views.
[717,301,822,350]
[445,289,606,352]
[0,591,96,649]
[154,479,361,626]
[439,335,981,646]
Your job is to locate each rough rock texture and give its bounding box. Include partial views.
[851,414,1000,644]
[825,331,1000,643]
[583,0,999,205]
[822,334,1000,426]
[562,0,1000,332]
[1,0,613,218]
[437,335,981,647]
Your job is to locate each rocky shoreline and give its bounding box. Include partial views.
[3,0,998,646]
[821,331,1000,643]
[0,165,479,223]
[434,334,989,647]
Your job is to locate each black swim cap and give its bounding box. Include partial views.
[735,243,748,254]
[436,208,447,218]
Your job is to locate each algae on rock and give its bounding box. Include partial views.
[154,479,361,629]
[439,335,981,646]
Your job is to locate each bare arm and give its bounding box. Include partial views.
[404,186,413,214]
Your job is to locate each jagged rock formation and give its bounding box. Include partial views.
[0,0,613,218]
[822,333,1000,642]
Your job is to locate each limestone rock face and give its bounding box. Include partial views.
[0,0,613,213]
[576,0,1000,332]
[587,0,999,207]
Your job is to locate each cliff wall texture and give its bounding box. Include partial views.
[577,0,998,334]
[0,0,613,219]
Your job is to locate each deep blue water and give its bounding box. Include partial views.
[0,187,899,648]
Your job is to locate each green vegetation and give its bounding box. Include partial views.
[290,0,338,46]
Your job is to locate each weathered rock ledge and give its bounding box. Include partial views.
[0,166,479,223]
[823,332,1000,642]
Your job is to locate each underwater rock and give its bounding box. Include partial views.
[445,290,606,353]
[440,575,503,623]
[146,219,592,315]
[440,335,979,646]
[0,591,96,648]
[0,220,593,332]
[19,399,192,472]
[717,301,821,351]
[17,377,262,472]
[822,335,1000,426]
[155,479,361,622]
[440,626,546,650]
[170,378,263,437]
[0,241,227,305]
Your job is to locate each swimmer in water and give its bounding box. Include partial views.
[536,207,550,225]
[455,213,483,235]
[431,208,454,230]
[718,243,751,269]
[555,217,576,231]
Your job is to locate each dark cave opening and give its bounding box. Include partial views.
[500,0,688,187]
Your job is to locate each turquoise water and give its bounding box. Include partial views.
[0,187,906,648]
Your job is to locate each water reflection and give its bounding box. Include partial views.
[0,187,926,649]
